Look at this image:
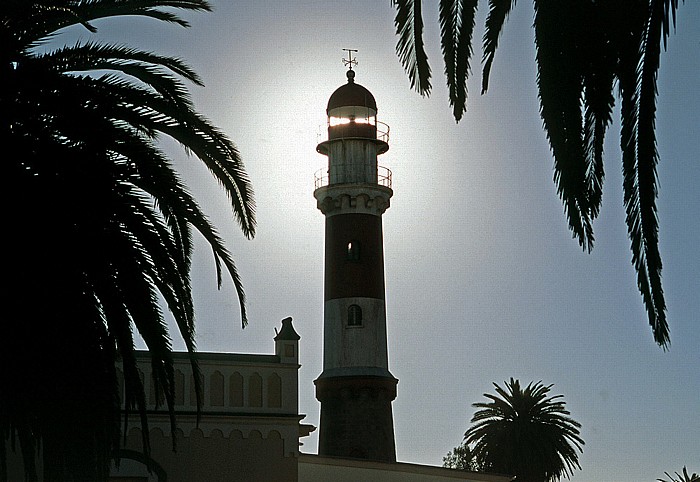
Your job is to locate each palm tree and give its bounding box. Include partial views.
[658,467,700,482]
[391,0,686,348]
[1,1,255,480]
[464,379,584,482]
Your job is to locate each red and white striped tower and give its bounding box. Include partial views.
[313,62,397,462]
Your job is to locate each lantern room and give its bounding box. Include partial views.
[315,69,391,188]
[317,69,389,155]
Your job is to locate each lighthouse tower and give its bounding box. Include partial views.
[313,57,397,462]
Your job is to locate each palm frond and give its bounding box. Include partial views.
[632,0,668,346]
[659,0,681,49]
[439,0,458,103]
[439,0,478,121]
[533,0,594,251]
[580,5,615,220]
[36,41,203,85]
[481,0,516,94]
[657,467,700,482]
[393,0,432,95]
[6,1,212,51]
[453,0,478,121]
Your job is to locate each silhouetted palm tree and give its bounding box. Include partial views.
[391,0,685,348]
[1,1,255,480]
[658,467,700,482]
[464,379,584,482]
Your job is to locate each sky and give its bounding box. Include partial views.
[64,1,699,480]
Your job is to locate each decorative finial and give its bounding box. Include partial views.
[342,48,358,79]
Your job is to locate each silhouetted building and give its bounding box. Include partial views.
[109,317,312,482]
[313,67,397,462]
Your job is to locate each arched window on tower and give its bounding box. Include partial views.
[347,304,363,327]
[346,240,361,261]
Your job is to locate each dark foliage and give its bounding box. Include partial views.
[392,0,685,348]
[1,1,255,480]
[442,441,480,471]
[464,379,584,482]
[658,467,700,482]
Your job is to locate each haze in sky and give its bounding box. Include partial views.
[67,2,699,480]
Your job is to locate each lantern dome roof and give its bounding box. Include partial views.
[327,70,377,113]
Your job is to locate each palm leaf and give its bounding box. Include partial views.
[579,2,615,221]
[533,0,594,251]
[6,1,212,51]
[481,0,516,94]
[439,0,478,121]
[393,0,432,95]
[632,0,669,346]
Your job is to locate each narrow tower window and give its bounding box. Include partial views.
[347,304,363,327]
[347,240,361,261]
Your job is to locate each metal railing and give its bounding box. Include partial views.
[314,165,392,190]
[375,121,390,143]
[377,165,392,187]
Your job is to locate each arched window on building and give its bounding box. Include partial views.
[189,373,203,407]
[249,373,262,407]
[229,372,243,407]
[174,369,185,406]
[116,368,124,406]
[149,372,163,407]
[347,304,363,327]
[210,371,224,406]
[136,369,145,402]
[267,373,282,408]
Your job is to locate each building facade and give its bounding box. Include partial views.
[109,317,311,482]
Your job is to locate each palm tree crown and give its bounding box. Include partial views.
[391,0,686,348]
[658,467,700,482]
[464,379,584,482]
[1,1,255,480]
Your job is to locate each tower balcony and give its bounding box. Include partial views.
[314,165,392,190]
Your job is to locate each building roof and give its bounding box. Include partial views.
[139,350,281,365]
[299,454,514,482]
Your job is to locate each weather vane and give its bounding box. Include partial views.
[342,48,358,70]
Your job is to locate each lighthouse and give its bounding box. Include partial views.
[313,54,397,462]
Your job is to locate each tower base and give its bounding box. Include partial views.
[315,375,397,462]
